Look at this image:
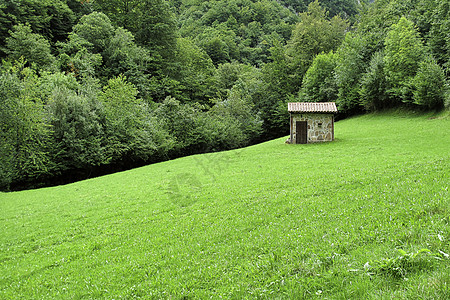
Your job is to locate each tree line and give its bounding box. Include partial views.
[0,0,448,190]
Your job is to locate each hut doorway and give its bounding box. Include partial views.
[296,121,307,144]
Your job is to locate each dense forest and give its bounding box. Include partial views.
[1,0,449,190]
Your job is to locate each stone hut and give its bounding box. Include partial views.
[288,102,337,144]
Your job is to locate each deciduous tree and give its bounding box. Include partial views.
[301,51,338,103]
[287,0,347,80]
[0,60,53,189]
[384,17,425,103]
[6,24,55,70]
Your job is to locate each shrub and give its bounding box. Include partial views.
[412,57,446,109]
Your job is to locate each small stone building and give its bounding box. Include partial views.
[288,102,337,144]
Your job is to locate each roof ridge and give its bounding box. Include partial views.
[288,102,337,113]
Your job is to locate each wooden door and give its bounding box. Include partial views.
[296,121,307,144]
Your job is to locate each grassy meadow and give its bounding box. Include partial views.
[0,111,449,299]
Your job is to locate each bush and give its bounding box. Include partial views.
[412,57,446,109]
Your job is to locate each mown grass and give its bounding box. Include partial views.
[1,111,449,299]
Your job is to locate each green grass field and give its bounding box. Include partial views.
[1,111,449,299]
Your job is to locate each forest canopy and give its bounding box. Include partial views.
[0,0,448,190]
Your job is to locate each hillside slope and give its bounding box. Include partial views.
[1,112,449,298]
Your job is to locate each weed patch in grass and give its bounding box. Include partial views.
[367,249,437,280]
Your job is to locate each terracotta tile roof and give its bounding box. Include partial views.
[288,102,337,113]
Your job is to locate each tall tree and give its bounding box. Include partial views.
[173,38,216,104]
[0,60,53,189]
[5,24,55,70]
[98,75,165,163]
[260,41,295,138]
[334,33,369,113]
[287,0,347,85]
[428,0,450,73]
[360,51,391,110]
[134,0,177,60]
[72,12,115,54]
[0,0,75,57]
[301,51,338,103]
[47,83,106,172]
[92,0,141,29]
[384,17,426,103]
[94,0,177,63]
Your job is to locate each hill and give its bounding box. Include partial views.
[0,112,449,298]
[4,0,449,189]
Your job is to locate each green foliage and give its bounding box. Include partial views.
[72,12,115,54]
[384,17,426,103]
[199,31,235,66]
[60,47,103,81]
[260,1,348,135]
[154,97,204,155]
[39,71,80,99]
[48,86,106,171]
[99,75,146,162]
[428,0,450,73]
[200,112,247,152]
[65,0,94,20]
[334,33,369,113]
[279,0,364,18]
[260,42,295,138]
[103,27,153,98]
[301,51,338,102]
[58,12,157,99]
[214,62,256,99]
[134,0,177,60]
[0,60,53,189]
[101,75,173,163]
[177,0,298,66]
[212,77,263,140]
[287,0,347,79]
[5,24,55,70]
[262,41,296,96]
[56,18,107,81]
[360,51,391,110]
[93,0,178,62]
[0,69,19,189]
[0,0,75,57]
[412,57,447,109]
[173,38,216,103]
[154,95,258,156]
[92,0,140,29]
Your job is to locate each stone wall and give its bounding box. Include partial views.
[290,113,334,143]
